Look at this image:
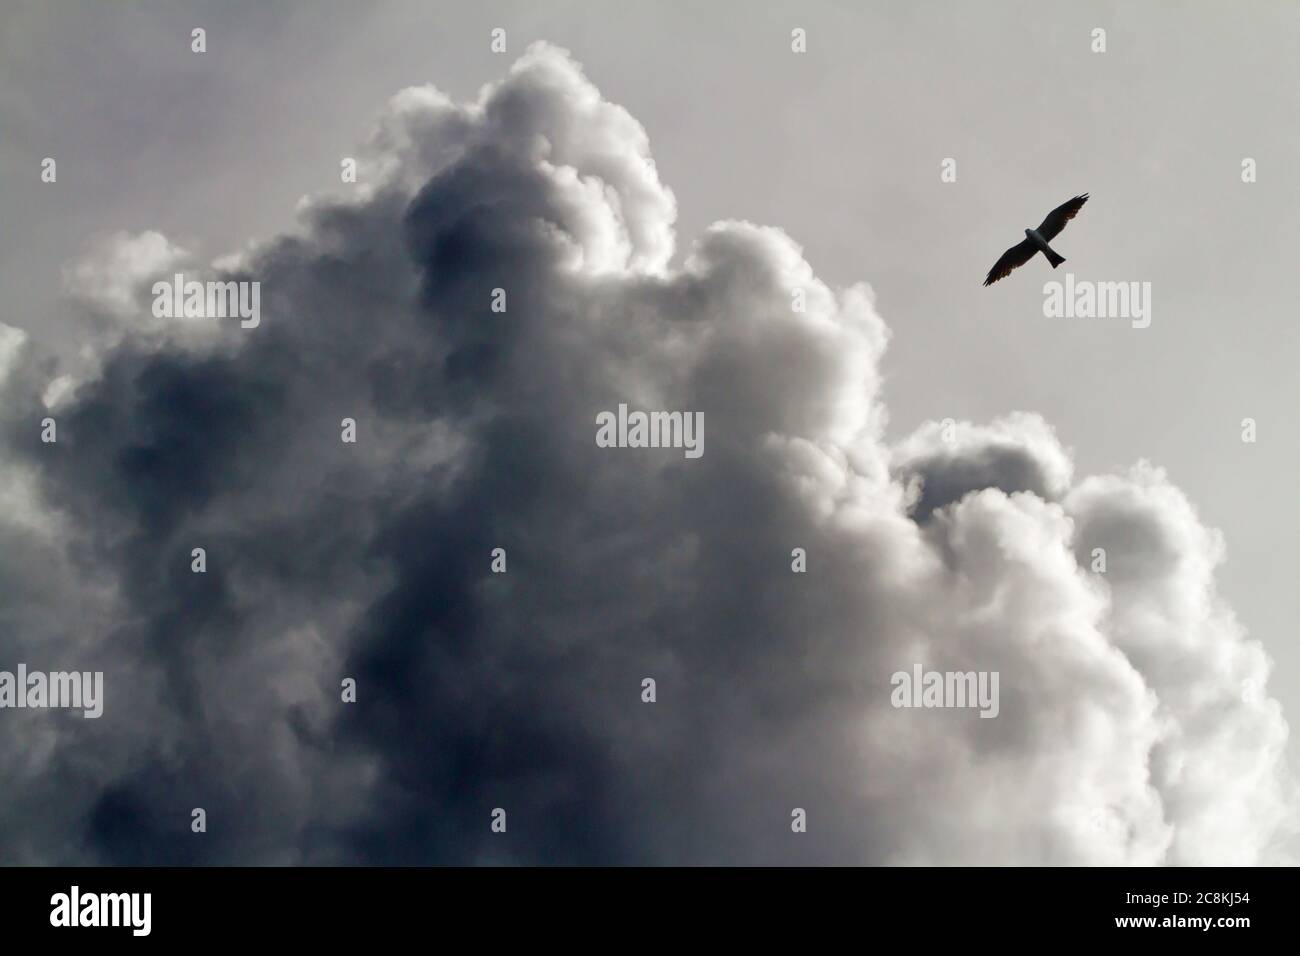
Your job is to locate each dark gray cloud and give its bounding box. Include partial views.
[0,44,1292,865]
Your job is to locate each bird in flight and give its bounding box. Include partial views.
[983,193,1089,286]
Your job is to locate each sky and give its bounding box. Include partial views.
[0,0,1296,864]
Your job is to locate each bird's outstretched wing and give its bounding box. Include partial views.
[1037,193,1089,241]
[984,238,1037,286]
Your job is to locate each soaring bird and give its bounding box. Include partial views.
[983,193,1089,286]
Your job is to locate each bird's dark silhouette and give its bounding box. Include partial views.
[984,193,1089,286]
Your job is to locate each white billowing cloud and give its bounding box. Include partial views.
[1066,466,1293,863]
[50,228,261,409]
[0,42,1292,865]
[875,415,1293,863]
[0,323,27,387]
[362,43,676,274]
[61,229,189,317]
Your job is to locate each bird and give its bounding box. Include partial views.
[983,193,1089,286]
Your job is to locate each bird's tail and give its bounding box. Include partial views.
[1046,249,1066,268]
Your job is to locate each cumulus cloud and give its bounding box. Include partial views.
[0,42,1292,864]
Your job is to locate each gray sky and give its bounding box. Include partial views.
[0,0,1296,862]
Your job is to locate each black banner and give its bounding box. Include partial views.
[0,866,1287,944]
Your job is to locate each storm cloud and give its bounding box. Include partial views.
[0,43,1292,864]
